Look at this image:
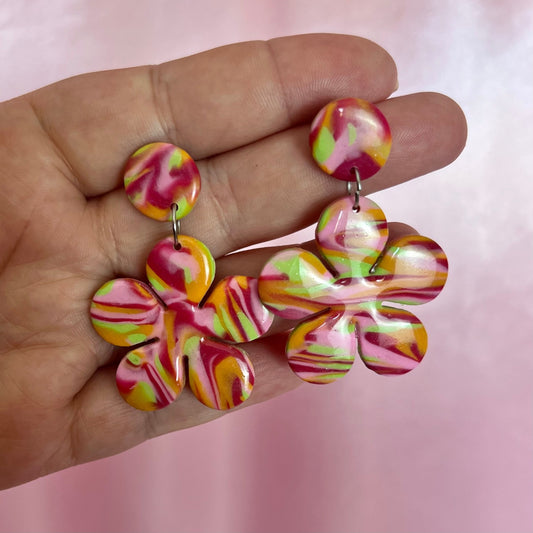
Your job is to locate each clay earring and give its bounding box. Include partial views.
[258,98,448,383]
[90,143,273,410]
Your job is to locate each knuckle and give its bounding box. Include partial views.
[148,65,177,143]
[201,158,242,251]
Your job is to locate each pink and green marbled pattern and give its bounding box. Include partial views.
[258,196,448,383]
[124,142,201,221]
[310,98,392,182]
[91,235,273,410]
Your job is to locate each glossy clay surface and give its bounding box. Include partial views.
[2,5,530,533]
[259,196,448,383]
[91,235,273,410]
[124,142,201,221]
[310,97,392,181]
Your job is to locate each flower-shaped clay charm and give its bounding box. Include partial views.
[91,235,273,410]
[258,196,448,383]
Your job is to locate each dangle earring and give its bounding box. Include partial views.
[90,143,273,410]
[258,98,448,383]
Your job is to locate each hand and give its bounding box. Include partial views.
[0,34,466,489]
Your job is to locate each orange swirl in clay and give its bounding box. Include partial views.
[309,98,392,182]
[91,236,273,411]
[258,197,448,383]
[124,142,201,221]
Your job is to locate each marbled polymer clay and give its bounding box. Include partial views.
[309,98,392,181]
[91,235,273,410]
[124,142,201,221]
[258,196,447,383]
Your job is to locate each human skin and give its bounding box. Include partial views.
[0,34,467,489]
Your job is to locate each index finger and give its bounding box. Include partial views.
[24,34,398,197]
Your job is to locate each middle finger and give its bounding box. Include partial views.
[89,92,466,277]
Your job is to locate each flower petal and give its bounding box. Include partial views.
[90,278,163,347]
[116,341,186,410]
[186,338,254,410]
[146,235,215,307]
[355,304,428,375]
[372,235,448,304]
[316,196,388,278]
[258,248,335,319]
[202,276,273,342]
[287,309,357,384]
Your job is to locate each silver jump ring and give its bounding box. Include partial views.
[347,167,362,211]
[171,203,181,250]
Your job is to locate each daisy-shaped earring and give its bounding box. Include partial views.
[90,143,273,410]
[258,99,448,383]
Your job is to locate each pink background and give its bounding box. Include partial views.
[1,1,532,532]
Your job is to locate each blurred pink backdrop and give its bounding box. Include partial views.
[0,1,532,532]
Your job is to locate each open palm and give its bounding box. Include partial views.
[0,34,466,489]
